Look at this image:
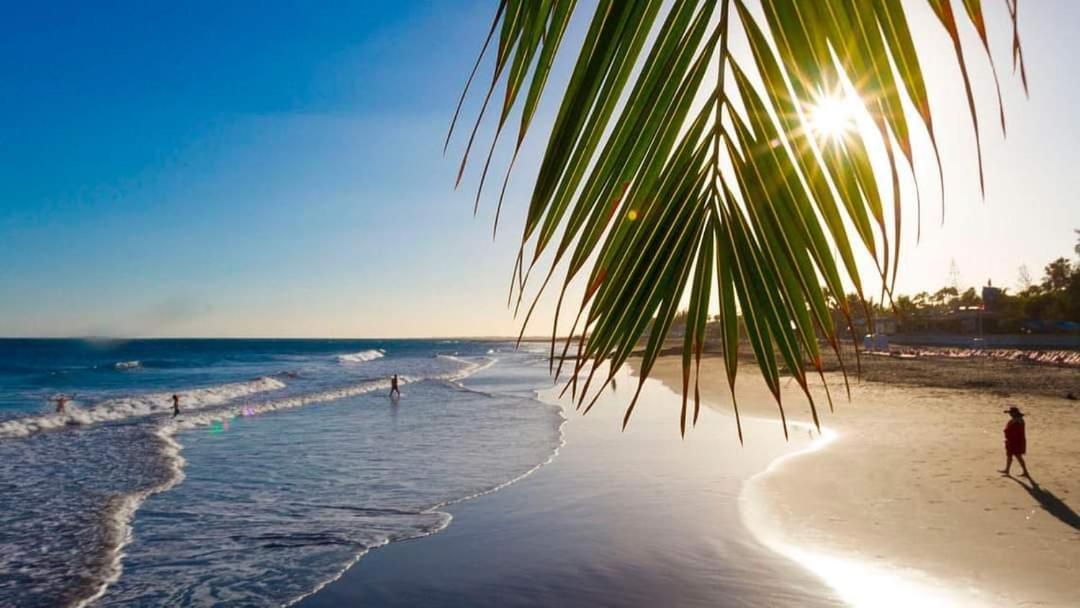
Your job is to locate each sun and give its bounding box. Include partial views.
[807,89,859,142]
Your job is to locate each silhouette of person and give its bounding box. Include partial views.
[171,394,181,418]
[999,406,1029,477]
[390,375,400,399]
[54,396,69,414]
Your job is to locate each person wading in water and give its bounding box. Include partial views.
[999,406,1029,477]
[389,375,400,399]
[53,395,69,414]
[171,394,181,418]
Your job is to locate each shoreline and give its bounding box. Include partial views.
[302,363,842,607]
[286,393,569,608]
[648,354,1080,607]
[737,421,989,607]
[61,353,511,607]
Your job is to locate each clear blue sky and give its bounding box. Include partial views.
[1,1,1077,337]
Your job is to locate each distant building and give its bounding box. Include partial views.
[862,333,890,352]
[847,315,897,336]
[897,309,985,334]
[982,279,1003,312]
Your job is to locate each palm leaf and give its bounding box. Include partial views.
[452,0,1023,438]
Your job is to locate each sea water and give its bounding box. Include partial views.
[0,339,563,606]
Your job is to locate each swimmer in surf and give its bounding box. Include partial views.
[390,374,400,399]
[53,395,69,414]
[171,394,181,418]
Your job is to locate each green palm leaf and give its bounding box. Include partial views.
[451,0,1022,438]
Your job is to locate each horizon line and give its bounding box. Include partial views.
[0,335,566,341]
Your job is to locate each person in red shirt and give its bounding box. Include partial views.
[999,406,1029,477]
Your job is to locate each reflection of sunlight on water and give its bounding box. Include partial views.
[740,423,998,608]
[777,543,983,608]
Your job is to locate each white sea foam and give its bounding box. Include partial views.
[114,361,142,370]
[0,377,286,439]
[47,354,507,608]
[437,354,496,381]
[171,379,391,432]
[73,426,187,608]
[168,357,495,432]
[335,349,385,364]
[284,356,565,607]
[285,404,567,608]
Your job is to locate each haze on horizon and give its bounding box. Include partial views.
[1,0,1077,339]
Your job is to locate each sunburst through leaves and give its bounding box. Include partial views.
[449,0,1026,441]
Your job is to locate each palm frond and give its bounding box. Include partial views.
[451,0,1023,437]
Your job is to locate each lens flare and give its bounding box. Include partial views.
[808,90,859,141]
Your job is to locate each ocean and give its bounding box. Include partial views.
[0,339,564,606]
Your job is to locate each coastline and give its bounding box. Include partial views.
[32,346,540,607]
[302,363,843,607]
[285,386,569,608]
[648,354,1080,607]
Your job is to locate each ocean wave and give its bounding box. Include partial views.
[73,426,187,608]
[170,357,496,433]
[79,356,498,605]
[335,350,385,364]
[10,353,503,607]
[170,379,392,432]
[114,360,142,370]
[437,354,497,382]
[284,359,564,607]
[0,377,287,439]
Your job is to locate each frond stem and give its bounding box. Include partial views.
[712,0,731,186]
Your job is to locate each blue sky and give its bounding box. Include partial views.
[1,1,1077,337]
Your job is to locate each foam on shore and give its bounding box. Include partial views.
[71,355,503,606]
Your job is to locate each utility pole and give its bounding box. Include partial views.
[948,258,961,292]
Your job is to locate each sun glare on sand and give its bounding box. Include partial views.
[741,427,996,608]
[807,89,860,141]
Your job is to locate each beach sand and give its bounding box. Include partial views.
[649,354,1080,607]
[300,350,1078,607]
[301,367,844,607]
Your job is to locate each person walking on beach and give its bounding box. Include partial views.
[171,394,181,418]
[1000,406,1029,477]
[389,374,400,399]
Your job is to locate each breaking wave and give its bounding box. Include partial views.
[335,350,385,364]
[0,377,286,439]
[0,348,537,608]
[171,357,495,433]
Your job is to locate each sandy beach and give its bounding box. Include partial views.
[5,1,1078,605]
[649,354,1080,607]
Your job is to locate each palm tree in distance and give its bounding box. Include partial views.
[449,0,1026,440]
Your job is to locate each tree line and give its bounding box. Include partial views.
[854,231,1080,334]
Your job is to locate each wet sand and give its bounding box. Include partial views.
[301,367,842,607]
[650,354,1080,607]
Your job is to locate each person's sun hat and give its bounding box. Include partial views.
[1004,406,1024,417]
